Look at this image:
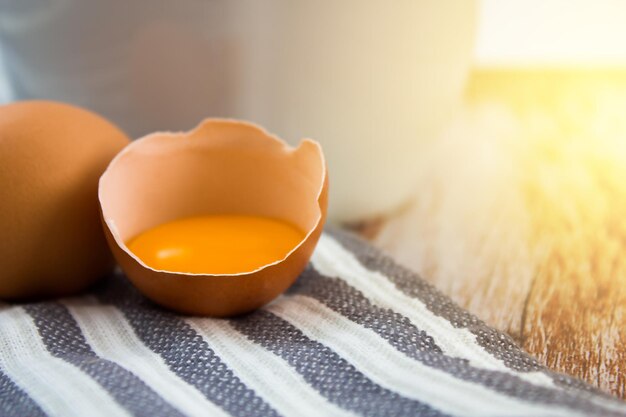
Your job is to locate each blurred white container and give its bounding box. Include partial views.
[265,1,477,221]
[0,0,476,222]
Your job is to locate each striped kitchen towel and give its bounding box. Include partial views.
[1,229,625,417]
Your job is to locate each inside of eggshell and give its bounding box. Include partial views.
[99,121,325,253]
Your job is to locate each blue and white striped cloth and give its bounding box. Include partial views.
[1,229,625,417]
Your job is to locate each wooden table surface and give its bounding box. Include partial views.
[353,68,626,399]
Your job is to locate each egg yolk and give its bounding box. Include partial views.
[126,215,305,274]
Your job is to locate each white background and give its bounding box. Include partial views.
[476,0,626,66]
[3,1,626,101]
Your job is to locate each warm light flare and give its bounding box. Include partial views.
[377,68,626,395]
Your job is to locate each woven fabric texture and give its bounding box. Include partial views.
[0,229,624,417]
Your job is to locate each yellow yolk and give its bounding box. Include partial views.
[126,215,305,274]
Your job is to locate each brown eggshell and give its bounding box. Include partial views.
[0,100,130,300]
[99,119,328,316]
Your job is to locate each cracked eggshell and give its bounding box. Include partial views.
[99,119,328,317]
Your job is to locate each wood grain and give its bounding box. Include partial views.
[360,69,626,398]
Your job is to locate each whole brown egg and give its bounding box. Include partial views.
[0,101,130,300]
